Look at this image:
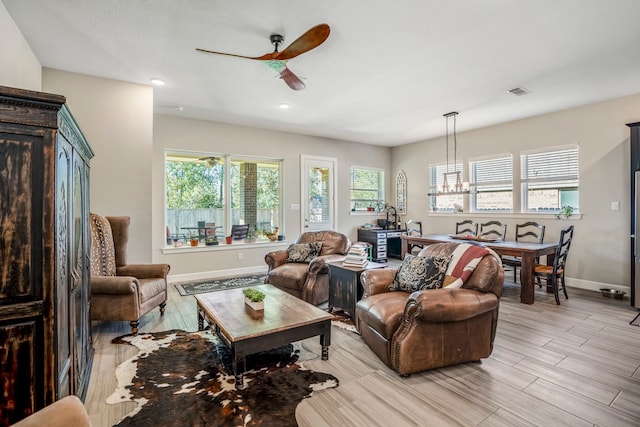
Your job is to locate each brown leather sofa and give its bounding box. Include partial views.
[11,395,90,427]
[90,214,170,334]
[264,230,350,305]
[355,242,504,376]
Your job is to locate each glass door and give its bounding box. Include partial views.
[301,155,336,232]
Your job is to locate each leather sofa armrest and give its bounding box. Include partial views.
[407,288,499,323]
[265,250,288,271]
[12,395,90,427]
[117,264,169,279]
[308,254,346,274]
[360,268,397,297]
[91,275,138,294]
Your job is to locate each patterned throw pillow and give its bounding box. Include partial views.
[389,254,450,293]
[443,243,490,288]
[285,242,323,263]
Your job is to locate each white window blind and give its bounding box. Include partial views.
[521,146,579,212]
[470,155,513,211]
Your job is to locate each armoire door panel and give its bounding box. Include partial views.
[0,136,36,302]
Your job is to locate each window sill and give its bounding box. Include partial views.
[162,240,289,254]
[349,211,384,216]
[428,212,582,220]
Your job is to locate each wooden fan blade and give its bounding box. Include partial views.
[275,23,330,60]
[279,66,306,90]
[196,48,273,61]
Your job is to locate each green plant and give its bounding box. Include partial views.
[556,205,574,219]
[243,288,265,302]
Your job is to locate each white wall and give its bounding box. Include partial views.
[42,69,155,263]
[153,114,391,277]
[0,2,41,90]
[392,93,640,292]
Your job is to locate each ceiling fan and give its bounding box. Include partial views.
[198,156,221,168]
[196,23,330,90]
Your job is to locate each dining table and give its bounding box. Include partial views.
[400,234,558,304]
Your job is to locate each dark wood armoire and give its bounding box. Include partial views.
[0,85,94,425]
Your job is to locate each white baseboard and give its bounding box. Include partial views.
[566,277,629,294]
[168,265,268,284]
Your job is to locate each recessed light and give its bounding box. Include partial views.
[279,103,290,109]
[150,78,166,86]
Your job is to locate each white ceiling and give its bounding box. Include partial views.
[4,0,640,147]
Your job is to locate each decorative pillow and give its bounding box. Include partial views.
[285,242,323,263]
[389,254,450,293]
[89,213,116,276]
[443,243,490,288]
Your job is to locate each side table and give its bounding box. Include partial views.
[327,261,387,319]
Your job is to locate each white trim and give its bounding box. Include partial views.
[162,241,288,254]
[428,212,582,220]
[168,265,269,284]
[566,277,629,295]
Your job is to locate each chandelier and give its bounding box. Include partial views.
[428,111,470,196]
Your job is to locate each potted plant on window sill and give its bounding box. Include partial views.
[243,288,265,311]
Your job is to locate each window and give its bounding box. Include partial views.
[350,166,384,211]
[165,152,282,243]
[470,154,513,212]
[428,162,464,212]
[521,146,579,213]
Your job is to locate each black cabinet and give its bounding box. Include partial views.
[357,228,404,262]
[0,86,94,424]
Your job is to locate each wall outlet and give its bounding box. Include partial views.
[237,252,243,260]
[611,201,620,211]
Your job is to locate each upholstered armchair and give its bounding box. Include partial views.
[264,230,351,305]
[11,396,90,427]
[90,213,170,334]
[355,242,504,376]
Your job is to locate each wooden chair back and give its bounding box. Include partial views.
[479,221,507,240]
[455,220,478,236]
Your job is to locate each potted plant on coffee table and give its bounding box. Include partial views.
[243,288,265,311]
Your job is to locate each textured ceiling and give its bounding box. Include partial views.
[4,0,640,146]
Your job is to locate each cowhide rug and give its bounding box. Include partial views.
[108,330,339,426]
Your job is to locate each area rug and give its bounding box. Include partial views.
[108,329,338,426]
[174,274,266,296]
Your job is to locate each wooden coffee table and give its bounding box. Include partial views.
[195,284,332,388]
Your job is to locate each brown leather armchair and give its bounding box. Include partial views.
[264,231,350,305]
[355,242,504,376]
[90,214,170,334]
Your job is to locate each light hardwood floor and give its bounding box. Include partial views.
[85,276,640,426]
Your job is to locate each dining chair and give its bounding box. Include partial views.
[404,219,423,254]
[455,220,478,236]
[534,225,574,304]
[231,224,250,240]
[479,221,507,241]
[502,221,546,282]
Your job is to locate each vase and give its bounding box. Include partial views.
[244,298,264,311]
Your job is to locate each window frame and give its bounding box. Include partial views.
[164,150,283,246]
[428,161,464,212]
[349,165,385,212]
[469,153,513,213]
[520,145,579,214]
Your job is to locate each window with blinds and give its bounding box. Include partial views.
[521,146,579,212]
[470,155,513,212]
[428,162,464,212]
[350,166,384,211]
